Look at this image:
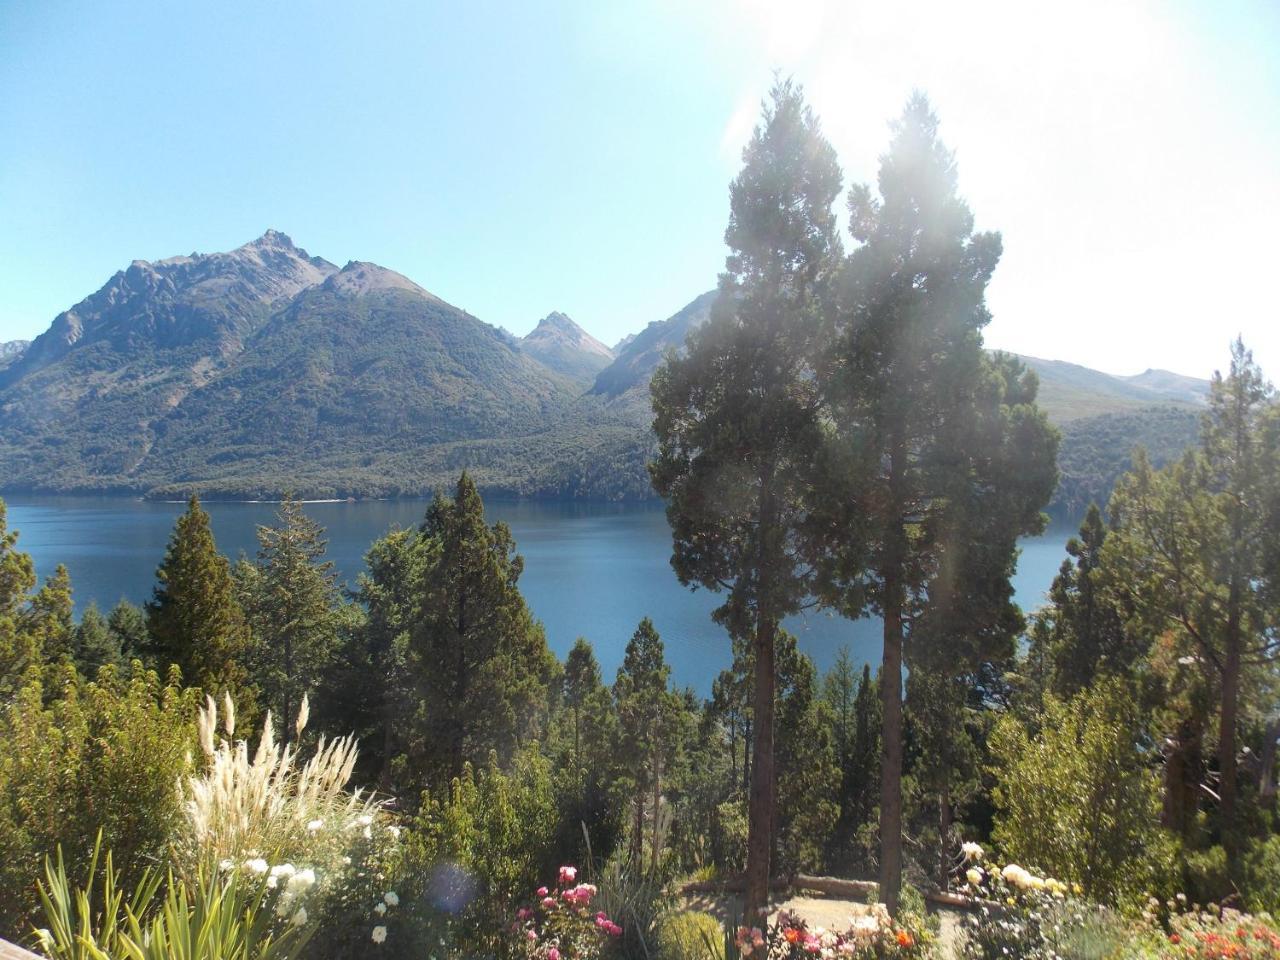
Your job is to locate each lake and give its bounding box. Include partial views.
[1,495,1078,693]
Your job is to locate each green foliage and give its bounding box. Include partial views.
[989,679,1169,905]
[73,605,125,677]
[407,474,557,789]
[657,911,723,960]
[1243,834,1280,915]
[36,840,315,960]
[404,747,558,954]
[239,496,342,743]
[650,76,843,918]
[0,663,197,935]
[145,495,252,699]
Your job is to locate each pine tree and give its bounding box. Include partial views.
[1042,504,1134,695]
[1103,339,1279,867]
[146,495,251,698]
[812,96,1057,911]
[242,496,341,745]
[408,473,556,789]
[106,600,148,663]
[26,564,75,663]
[650,78,842,918]
[0,498,39,693]
[72,604,123,676]
[614,617,676,868]
[774,633,839,872]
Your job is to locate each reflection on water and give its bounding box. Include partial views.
[2,494,1078,694]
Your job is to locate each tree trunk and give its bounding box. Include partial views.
[744,613,778,923]
[632,789,646,864]
[1259,717,1280,802]
[1162,718,1202,837]
[653,744,663,874]
[880,571,905,915]
[1220,601,1242,868]
[938,776,952,890]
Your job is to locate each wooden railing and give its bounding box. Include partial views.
[0,938,41,960]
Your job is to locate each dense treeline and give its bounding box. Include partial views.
[0,82,1277,960]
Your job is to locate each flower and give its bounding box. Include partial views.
[244,857,269,875]
[307,818,324,832]
[387,825,401,840]
[558,865,578,886]
[966,867,983,887]
[287,868,316,891]
[291,907,308,926]
[384,891,400,907]
[218,858,235,872]
[548,949,561,960]
[372,925,387,944]
[270,863,296,879]
[961,841,984,861]
[537,886,549,897]
[896,929,914,948]
[374,902,388,916]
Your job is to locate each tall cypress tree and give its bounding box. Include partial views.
[651,78,842,918]
[813,96,1056,911]
[614,617,674,867]
[146,495,251,697]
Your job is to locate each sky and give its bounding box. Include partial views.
[1,0,1277,378]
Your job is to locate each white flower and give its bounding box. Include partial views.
[267,875,278,889]
[363,825,373,839]
[291,907,308,927]
[374,902,388,916]
[384,891,400,907]
[961,841,984,861]
[244,858,269,875]
[219,858,235,872]
[850,916,879,939]
[307,819,324,832]
[357,814,373,827]
[270,863,296,878]
[287,868,316,891]
[372,925,388,944]
[387,825,401,840]
[966,867,983,887]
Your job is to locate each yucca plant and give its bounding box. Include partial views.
[35,833,161,960]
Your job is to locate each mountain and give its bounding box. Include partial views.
[0,340,28,371]
[519,312,614,383]
[1015,355,1210,422]
[613,333,636,352]
[0,233,1212,512]
[590,290,717,402]
[0,232,649,500]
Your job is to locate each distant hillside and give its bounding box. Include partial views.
[520,312,614,384]
[590,290,717,401]
[0,232,645,500]
[0,340,28,371]
[0,234,1210,511]
[1015,355,1209,422]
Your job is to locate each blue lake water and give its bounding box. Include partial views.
[1,495,1077,693]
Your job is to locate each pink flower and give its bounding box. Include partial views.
[607,922,623,937]
[542,897,556,909]
[537,887,549,897]
[517,908,532,921]
[558,866,578,886]
[548,949,561,960]
[526,930,538,941]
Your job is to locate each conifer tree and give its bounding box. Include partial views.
[651,78,842,917]
[614,617,676,867]
[106,599,149,663]
[146,495,251,698]
[812,96,1057,911]
[242,496,340,745]
[1103,339,1278,867]
[25,564,75,663]
[0,498,39,693]
[408,473,556,788]
[72,604,123,676]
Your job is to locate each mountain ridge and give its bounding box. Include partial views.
[0,232,1212,512]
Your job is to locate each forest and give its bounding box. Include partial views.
[0,83,1277,960]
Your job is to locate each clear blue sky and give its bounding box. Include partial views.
[2,0,1277,376]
